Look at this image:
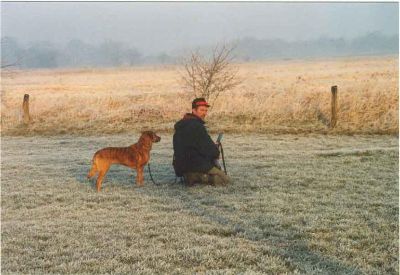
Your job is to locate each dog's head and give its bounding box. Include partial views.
[141,131,161,143]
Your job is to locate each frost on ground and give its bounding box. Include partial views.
[1,133,398,274]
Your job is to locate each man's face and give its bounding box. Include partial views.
[192,106,208,120]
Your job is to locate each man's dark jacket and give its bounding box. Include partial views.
[173,113,219,174]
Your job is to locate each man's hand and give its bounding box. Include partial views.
[214,159,222,169]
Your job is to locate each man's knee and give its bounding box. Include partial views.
[184,172,208,185]
[184,167,231,186]
[208,167,231,185]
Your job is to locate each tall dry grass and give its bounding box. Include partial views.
[1,56,398,136]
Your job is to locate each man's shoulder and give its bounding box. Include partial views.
[187,117,204,126]
[175,115,204,131]
[187,118,207,132]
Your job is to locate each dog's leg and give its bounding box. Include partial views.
[96,171,106,192]
[139,165,145,186]
[135,165,144,187]
[96,167,109,192]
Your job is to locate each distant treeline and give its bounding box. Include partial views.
[233,32,399,61]
[1,32,398,69]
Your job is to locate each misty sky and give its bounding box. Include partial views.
[1,2,398,54]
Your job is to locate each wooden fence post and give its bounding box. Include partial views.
[330,86,338,128]
[22,94,31,125]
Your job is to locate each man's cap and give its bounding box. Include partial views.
[192,97,210,109]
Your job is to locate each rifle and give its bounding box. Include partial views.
[216,133,223,144]
[215,133,227,175]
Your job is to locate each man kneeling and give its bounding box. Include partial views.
[173,98,231,186]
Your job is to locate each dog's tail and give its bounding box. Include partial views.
[87,156,98,179]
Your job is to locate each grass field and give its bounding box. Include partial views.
[1,56,398,136]
[1,133,398,274]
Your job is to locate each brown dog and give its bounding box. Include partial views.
[87,131,161,191]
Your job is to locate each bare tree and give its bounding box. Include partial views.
[181,44,241,108]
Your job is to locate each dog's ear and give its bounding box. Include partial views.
[141,130,154,139]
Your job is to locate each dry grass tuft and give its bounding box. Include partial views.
[1,56,398,136]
